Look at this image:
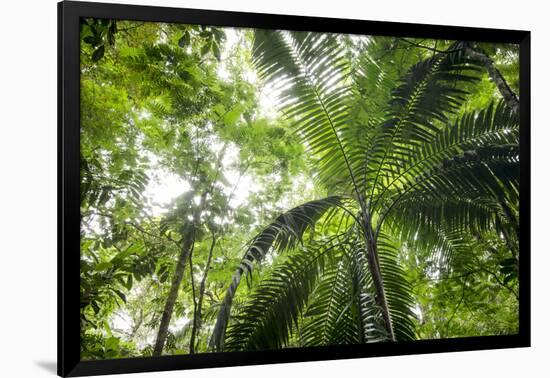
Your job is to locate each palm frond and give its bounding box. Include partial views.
[253,30,363,194]
[367,43,482,201]
[373,100,519,211]
[209,196,343,350]
[385,103,520,261]
[400,146,518,206]
[224,237,341,351]
[380,103,519,264]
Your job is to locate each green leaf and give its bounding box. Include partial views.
[110,246,136,266]
[222,106,241,125]
[500,266,515,275]
[108,21,117,45]
[212,41,221,61]
[200,42,210,57]
[105,336,120,350]
[112,288,127,303]
[125,274,133,290]
[104,320,113,337]
[500,257,517,267]
[178,31,190,48]
[91,301,100,315]
[95,261,112,271]
[83,35,98,45]
[92,45,105,62]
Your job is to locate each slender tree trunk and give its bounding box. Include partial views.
[189,233,216,353]
[153,224,196,356]
[188,243,198,354]
[463,45,520,113]
[153,185,210,356]
[363,226,395,341]
[358,198,395,341]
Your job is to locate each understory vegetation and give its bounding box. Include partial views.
[79,19,520,359]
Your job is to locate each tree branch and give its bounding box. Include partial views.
[398,38,463,54]
[463,45,520,113]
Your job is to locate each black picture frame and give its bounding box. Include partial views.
[58,1,531,376]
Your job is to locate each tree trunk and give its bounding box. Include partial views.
[189,233,216,353]
[188,243,198,354]
[463,45,520,113]
[153,224,196,356]
[359,201,396,341]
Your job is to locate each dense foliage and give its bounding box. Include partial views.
[79,19,520,359]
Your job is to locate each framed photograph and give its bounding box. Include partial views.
[58,1,530,376]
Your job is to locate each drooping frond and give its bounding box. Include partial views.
[397,197,498,234]
[356,289,389,342]
[223,237,341,351]
[209,196,343,350]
